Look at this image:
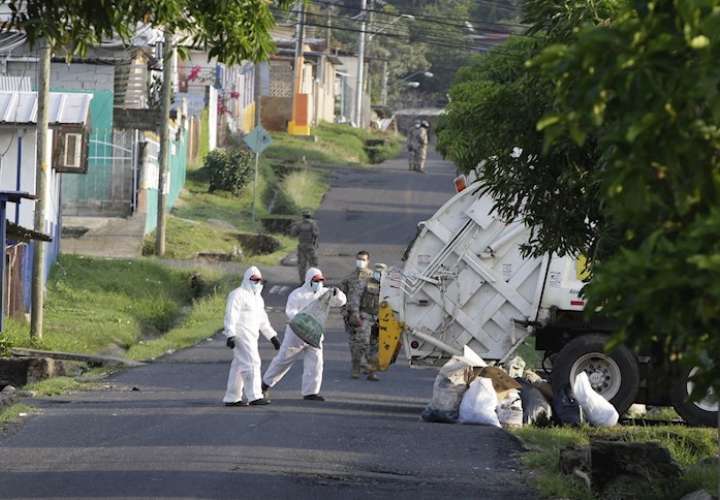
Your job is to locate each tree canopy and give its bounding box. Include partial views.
[1,0,293,62]
[438,0,720,393]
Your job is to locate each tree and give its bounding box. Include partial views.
[2,0,292,62]
[534,0,720,395]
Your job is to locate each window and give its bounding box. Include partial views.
[63,133,82,168]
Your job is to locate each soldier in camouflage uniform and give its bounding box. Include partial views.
[340,251,373,379]
[290,211,319,284]
[360,263,386,381]
[407,121,429,172]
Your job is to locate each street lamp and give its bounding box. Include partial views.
[368,14,415,40]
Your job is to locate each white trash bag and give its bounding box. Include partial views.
[573,372,619,427]
[458,377,501,427]
[496,388,524,428]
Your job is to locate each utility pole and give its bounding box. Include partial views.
[354,0,367,128]
[155,31,174,257]
[381,60,388,106]
[251,62,262,224]
[288,1,306,135]
[326,4,332,50]
[30,40,51,341]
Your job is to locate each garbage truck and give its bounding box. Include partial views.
[377,177,719,427]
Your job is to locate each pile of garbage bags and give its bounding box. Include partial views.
[421,352,619,428]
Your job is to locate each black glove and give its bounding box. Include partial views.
[271,337,281,350]
[226,337,236,349]
[333,287,338,296]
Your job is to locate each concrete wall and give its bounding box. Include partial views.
[7,62,115,92]
[261,96,292,132]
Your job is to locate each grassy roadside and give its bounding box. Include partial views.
[147,123,401,262]
[0,404,34,427]
[266,122,403,165]
[514,425,719,499]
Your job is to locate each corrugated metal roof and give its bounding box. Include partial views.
[0,76,31,92]
[0,92,92,126]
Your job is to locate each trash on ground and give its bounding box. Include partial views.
[421,356,478,423]
[573,372,619,427]
[552,382,585,426]
[496,388,523,428]
[507,356,525,378]
[516,378,553,426]
[458,377,501,427]
[478,366,521,401]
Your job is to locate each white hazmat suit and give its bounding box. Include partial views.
[263,267,347,396]
[223,266,277,404]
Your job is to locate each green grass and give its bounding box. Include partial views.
[0,404,33,427]
[4,255,193,354]
[282,169,329,211]
[514,425,719,499]
[143,216,241,259]
[127,292,227,361]
[266,122,403,166]
[25,376,85,396]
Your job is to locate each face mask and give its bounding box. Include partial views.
[356,259,368,269]
[311,281,324,293]
[251,282,263,294]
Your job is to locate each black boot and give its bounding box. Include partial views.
[303,394,325,401]
[249,398,271,406]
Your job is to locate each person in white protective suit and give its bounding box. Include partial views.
[223,266,281,407]
[262,267,347,401]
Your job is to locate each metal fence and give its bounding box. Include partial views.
[62,128,140,217]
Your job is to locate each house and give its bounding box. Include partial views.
[0,90,93,317]
[260,31,346,132]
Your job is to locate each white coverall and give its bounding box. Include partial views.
[223,266,277,404]
[263,267,347,396]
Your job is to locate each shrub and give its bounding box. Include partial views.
[205,148,253,194]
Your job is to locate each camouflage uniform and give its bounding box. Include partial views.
[359,274,381,372]
[407,126,429,172]
[290,216,319,283]
[340,267,372,376]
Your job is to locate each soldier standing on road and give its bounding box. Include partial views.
[340,250,373,379]
[406,121,421,171]
[416,121,430,173]
[290,210,319,284]
[361,263,386,380]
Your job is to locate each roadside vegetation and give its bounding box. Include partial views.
[266,122,402,165]
[0,404,33,428]
[147,122,397,264]
[514,425,718,500]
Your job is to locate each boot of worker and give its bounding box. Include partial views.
[261,382,270,398]
[366,371,379,382]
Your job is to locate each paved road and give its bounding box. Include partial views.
[0,151,536,499]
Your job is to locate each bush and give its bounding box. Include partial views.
[205,148,253,194]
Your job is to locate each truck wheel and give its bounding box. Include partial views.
[551,334,639,415]
[670,366,718,427]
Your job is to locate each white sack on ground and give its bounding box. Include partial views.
[573,372,619,427]
[421,356,476,423]
[496,388,523,428]
[458,377,501,427]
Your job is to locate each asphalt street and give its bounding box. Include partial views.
[0,151,536,499]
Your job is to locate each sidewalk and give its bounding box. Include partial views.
[62,215,145,258]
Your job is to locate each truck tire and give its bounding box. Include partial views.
[551,334,640,415]
[670,366,719,427]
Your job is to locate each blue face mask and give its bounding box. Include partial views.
[311,281,324,293]
[251,282,263,294]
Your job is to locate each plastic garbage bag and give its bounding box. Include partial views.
[517,378,553,426]
[573,372,619,427]
[478,366,521,402]
[507,356,526,379]
[497,389,523,428]
[458,377,501,427]
[421,356,476,423]
[552,383,584,426]
[289,291,332,348]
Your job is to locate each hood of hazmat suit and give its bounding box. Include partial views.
[285,267,346,320]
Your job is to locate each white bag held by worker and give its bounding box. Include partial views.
[458,377,501,427]
[496,389,523,428]
[573,372,619,427]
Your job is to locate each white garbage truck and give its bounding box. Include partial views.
[377,178,718,426]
